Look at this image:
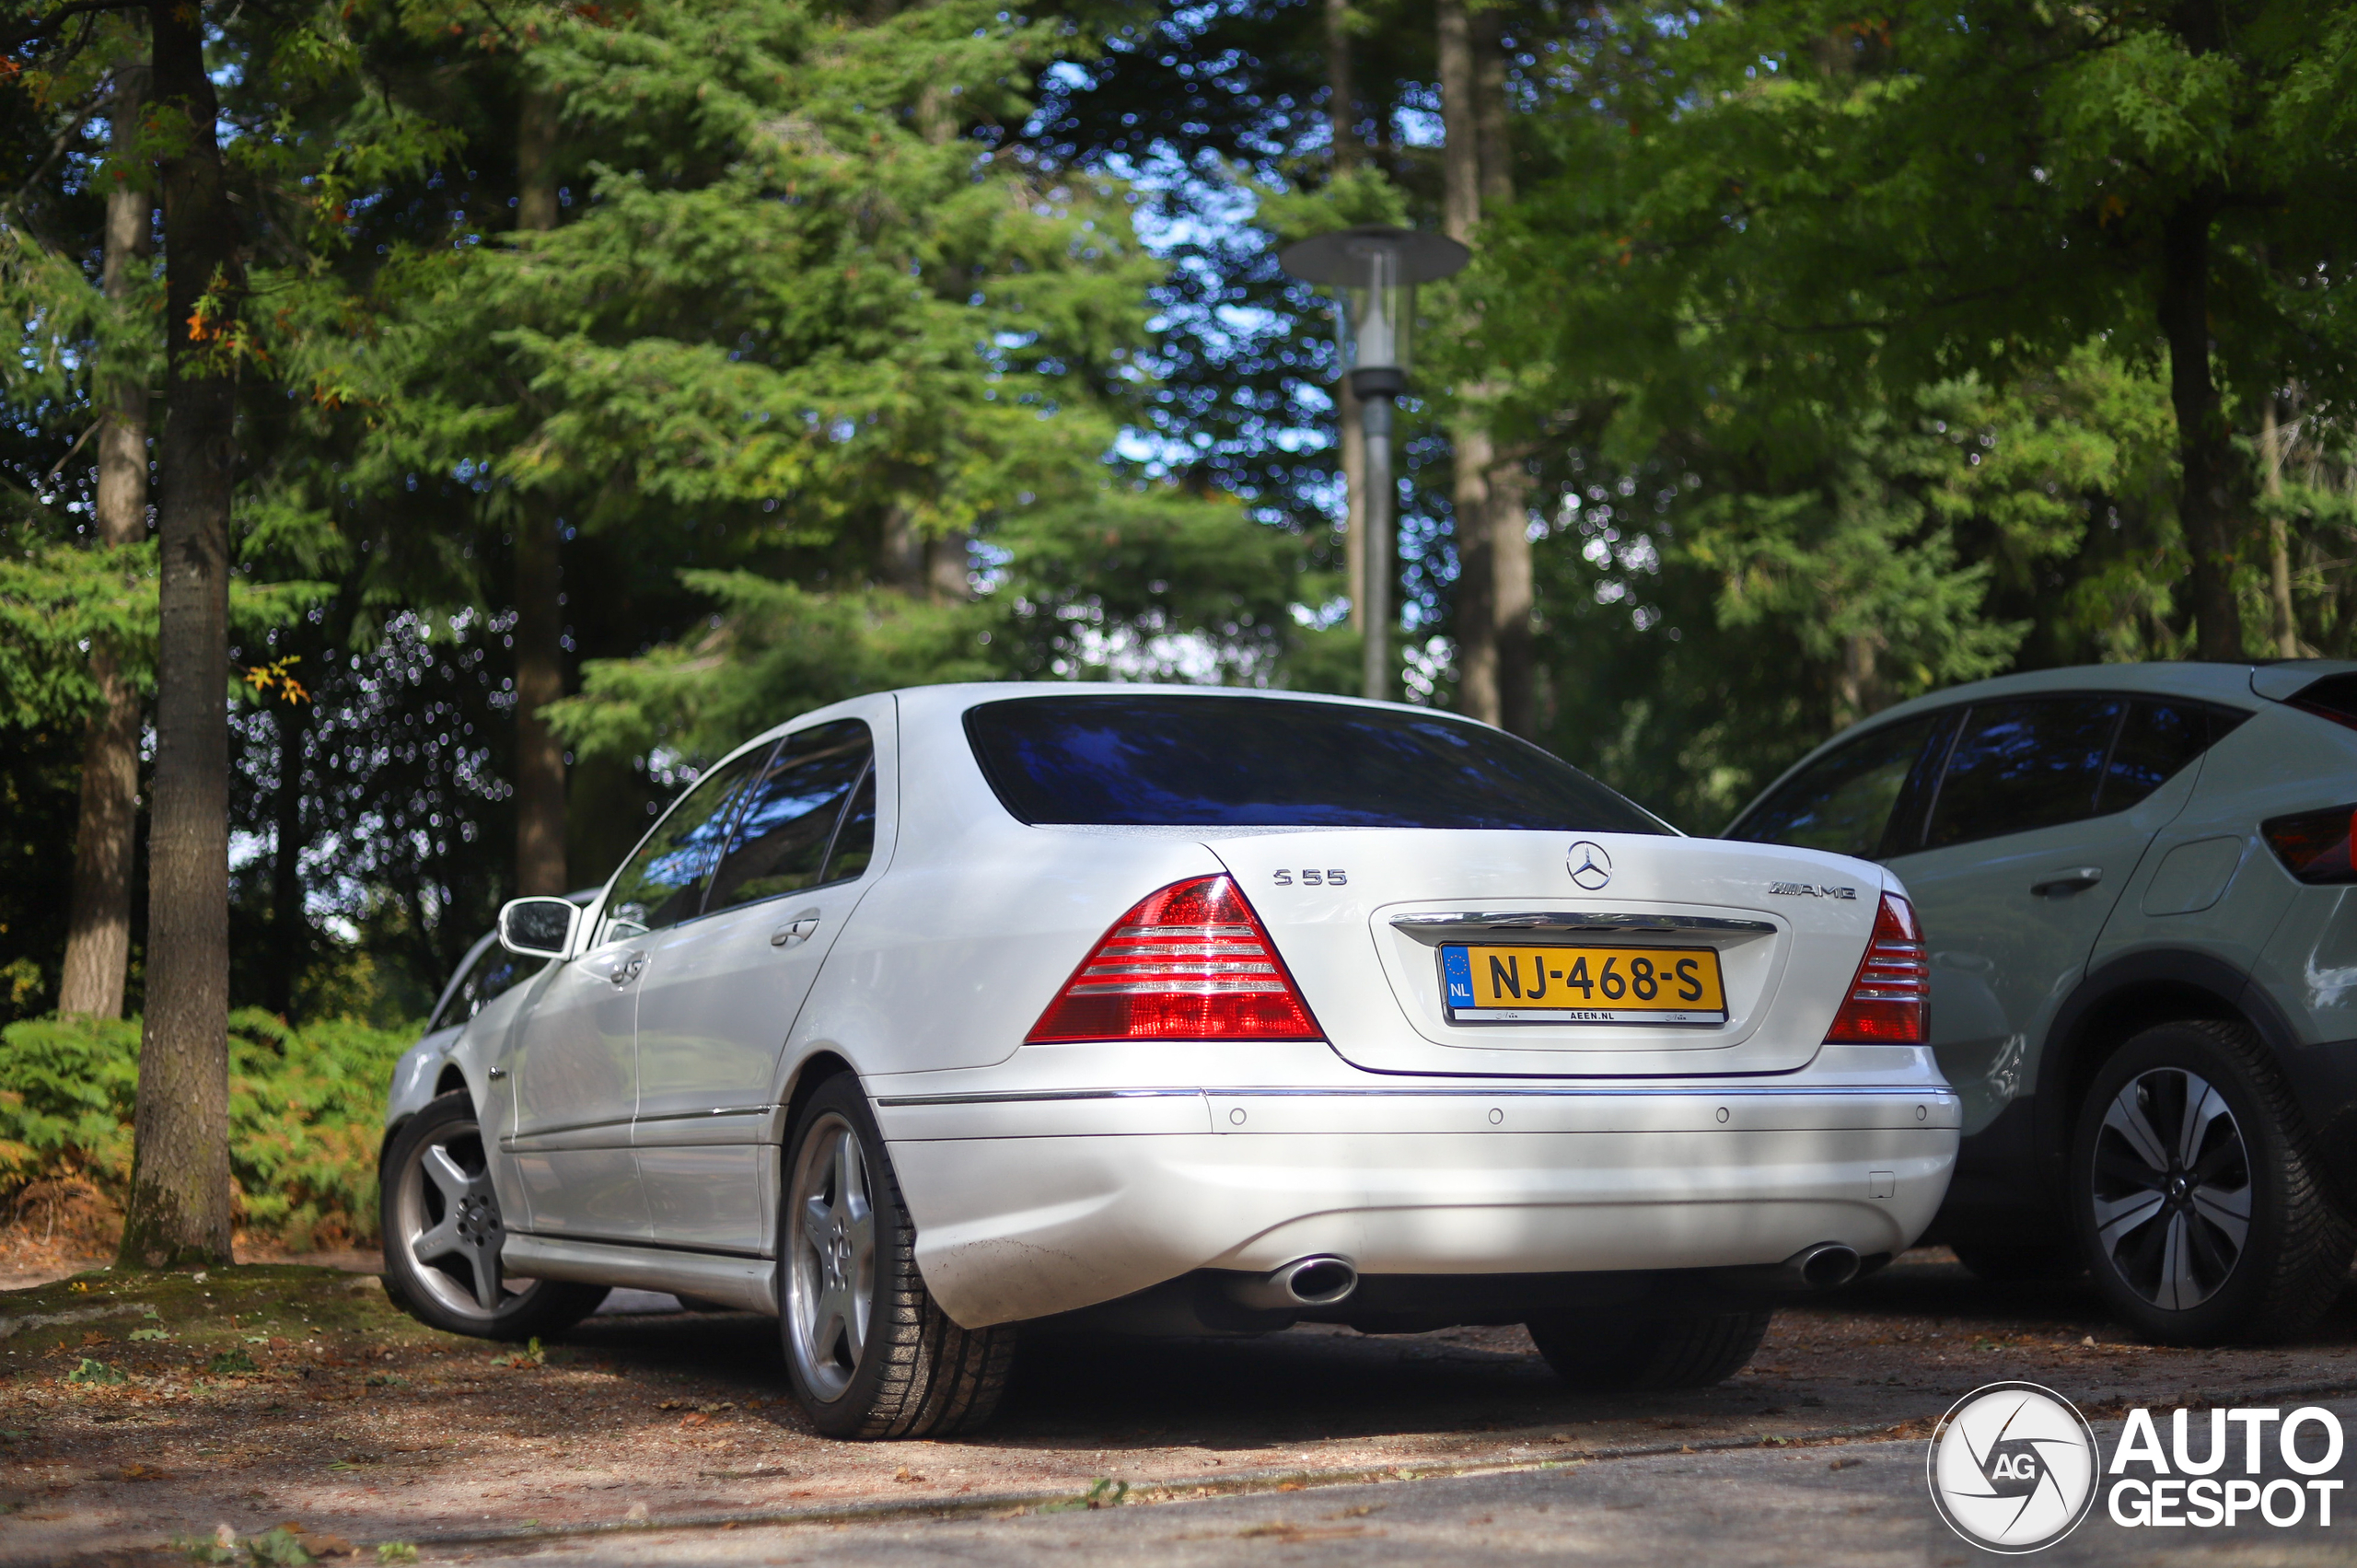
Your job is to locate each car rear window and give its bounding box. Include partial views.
[963,695,1668,833]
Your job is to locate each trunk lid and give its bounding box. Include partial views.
[1208,829,1884,1076]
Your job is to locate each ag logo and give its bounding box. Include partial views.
[1567,841,1613,891]
[1927,1382,2100,1553]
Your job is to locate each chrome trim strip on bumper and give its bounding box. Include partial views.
[877,1085,1957,1108]
[1390,912,1778,939]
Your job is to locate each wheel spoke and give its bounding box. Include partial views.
[412,1215,466,1266]
[2094,1190,2165,1250]
[2178,1077,2230,1167]
[814,1283,850,1364]
[803,1195,834,1247]
[423,1145,477,1205]
[831,1132,859,1217]
[842,1282,866,1362]
[2104,1087,2174,1174]
[2184,1199,2242,1283]
[467,1244,503,1312]
[2191,1183,2252,1251]
[2095,1140,2166,1195]
[2159,1212,2197,1311]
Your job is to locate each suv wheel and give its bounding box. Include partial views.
[380,1092,610,1340]
[780,1074,1016,1437]
[2071,1020,2354,1345]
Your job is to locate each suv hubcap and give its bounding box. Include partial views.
[2090,1067,2253,1311]
[787,1113,876,1400]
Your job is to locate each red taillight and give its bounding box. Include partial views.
[2261,805,2357,884]
[1026,875,1322,1043]
[1824,892,1927,1044]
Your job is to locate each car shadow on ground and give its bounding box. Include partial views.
[550,1250,2357,1458]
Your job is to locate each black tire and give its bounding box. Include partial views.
[1951,1241,2083,1284]
[1526,1307,1773,1391]
[779,1073,1016,1438]
[379,1092,609,1341]
[2070,1019,2355,1346]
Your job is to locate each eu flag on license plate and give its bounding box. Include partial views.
[1442,946,1475,1008]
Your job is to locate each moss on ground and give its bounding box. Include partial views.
[0,1265,445,1381]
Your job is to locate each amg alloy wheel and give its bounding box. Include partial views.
[785,1110,875,1401]
[777,1074,1015,1437]
[379,1092,607,1340]
[2072,1021,2354,1345]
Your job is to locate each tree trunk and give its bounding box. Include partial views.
[927,532,970,602]
[512,87,568,897]
[59,48,152,1021]
[1438,0,1502,723]
[2158,202,2244,660]
[1474,9,1534,735]
[265,694,306,1017]
[513,507,567,896]
[1324,0,1357,170]
[2261,397,2299,657]
[119,0,242,1270]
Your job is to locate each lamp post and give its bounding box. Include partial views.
[1278,225,1469,701]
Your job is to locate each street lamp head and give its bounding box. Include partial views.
[1277,225,1469,398]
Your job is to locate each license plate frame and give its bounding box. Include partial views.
[1439,942,1728,1027]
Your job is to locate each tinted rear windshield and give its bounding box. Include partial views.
[965,695,1669,833]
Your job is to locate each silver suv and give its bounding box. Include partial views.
[1728,661,2357,1344]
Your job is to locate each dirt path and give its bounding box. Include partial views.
[4,1253,2353,1563]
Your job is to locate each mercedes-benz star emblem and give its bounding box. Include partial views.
[1926,1382,2099,1553]
[1567,841,1612,891]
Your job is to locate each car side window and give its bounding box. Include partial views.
[1922,697,2123,851]
[821,766,877,884]
[428,942,536,1033]
[1727,714,1950,860]
[705,720,874,915]
[2096,700,2238,814]
[598,747,774,945]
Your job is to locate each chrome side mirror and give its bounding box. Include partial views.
[498,896,580,960]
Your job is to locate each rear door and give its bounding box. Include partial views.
[632,713,885,1252]
[1887,696,2198,1134]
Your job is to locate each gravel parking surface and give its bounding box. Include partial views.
[3,1251,2352,1563]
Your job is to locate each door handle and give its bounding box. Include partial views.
[2030,867,2103,897]
[487,1067,507,1081]
[771,912,823,947]
[603,951,647,986]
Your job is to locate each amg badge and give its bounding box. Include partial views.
[1768,881,1858,900]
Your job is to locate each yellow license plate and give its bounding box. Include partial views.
[1441,944,1726,1026]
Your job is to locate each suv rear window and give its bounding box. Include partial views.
[964,695,1669,833]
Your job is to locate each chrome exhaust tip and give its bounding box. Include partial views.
[1787,1242,1862,1291]
[1224,1255,1360,1311]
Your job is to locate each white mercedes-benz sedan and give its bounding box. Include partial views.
[380,684,1959,1436]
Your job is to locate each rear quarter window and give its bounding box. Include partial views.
[1726,714,1951,860]
[964,695,1668,833]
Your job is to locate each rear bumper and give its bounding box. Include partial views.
[876,1064,1960,1328]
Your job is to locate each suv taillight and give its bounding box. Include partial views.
[1026,875,1322,1043]
[1824,892,1927,1044]
[2261,806,2357,884]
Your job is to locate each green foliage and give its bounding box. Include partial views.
[0,1010,412,1247]
[64,1356,125,1385]
[549,492,1305,770]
